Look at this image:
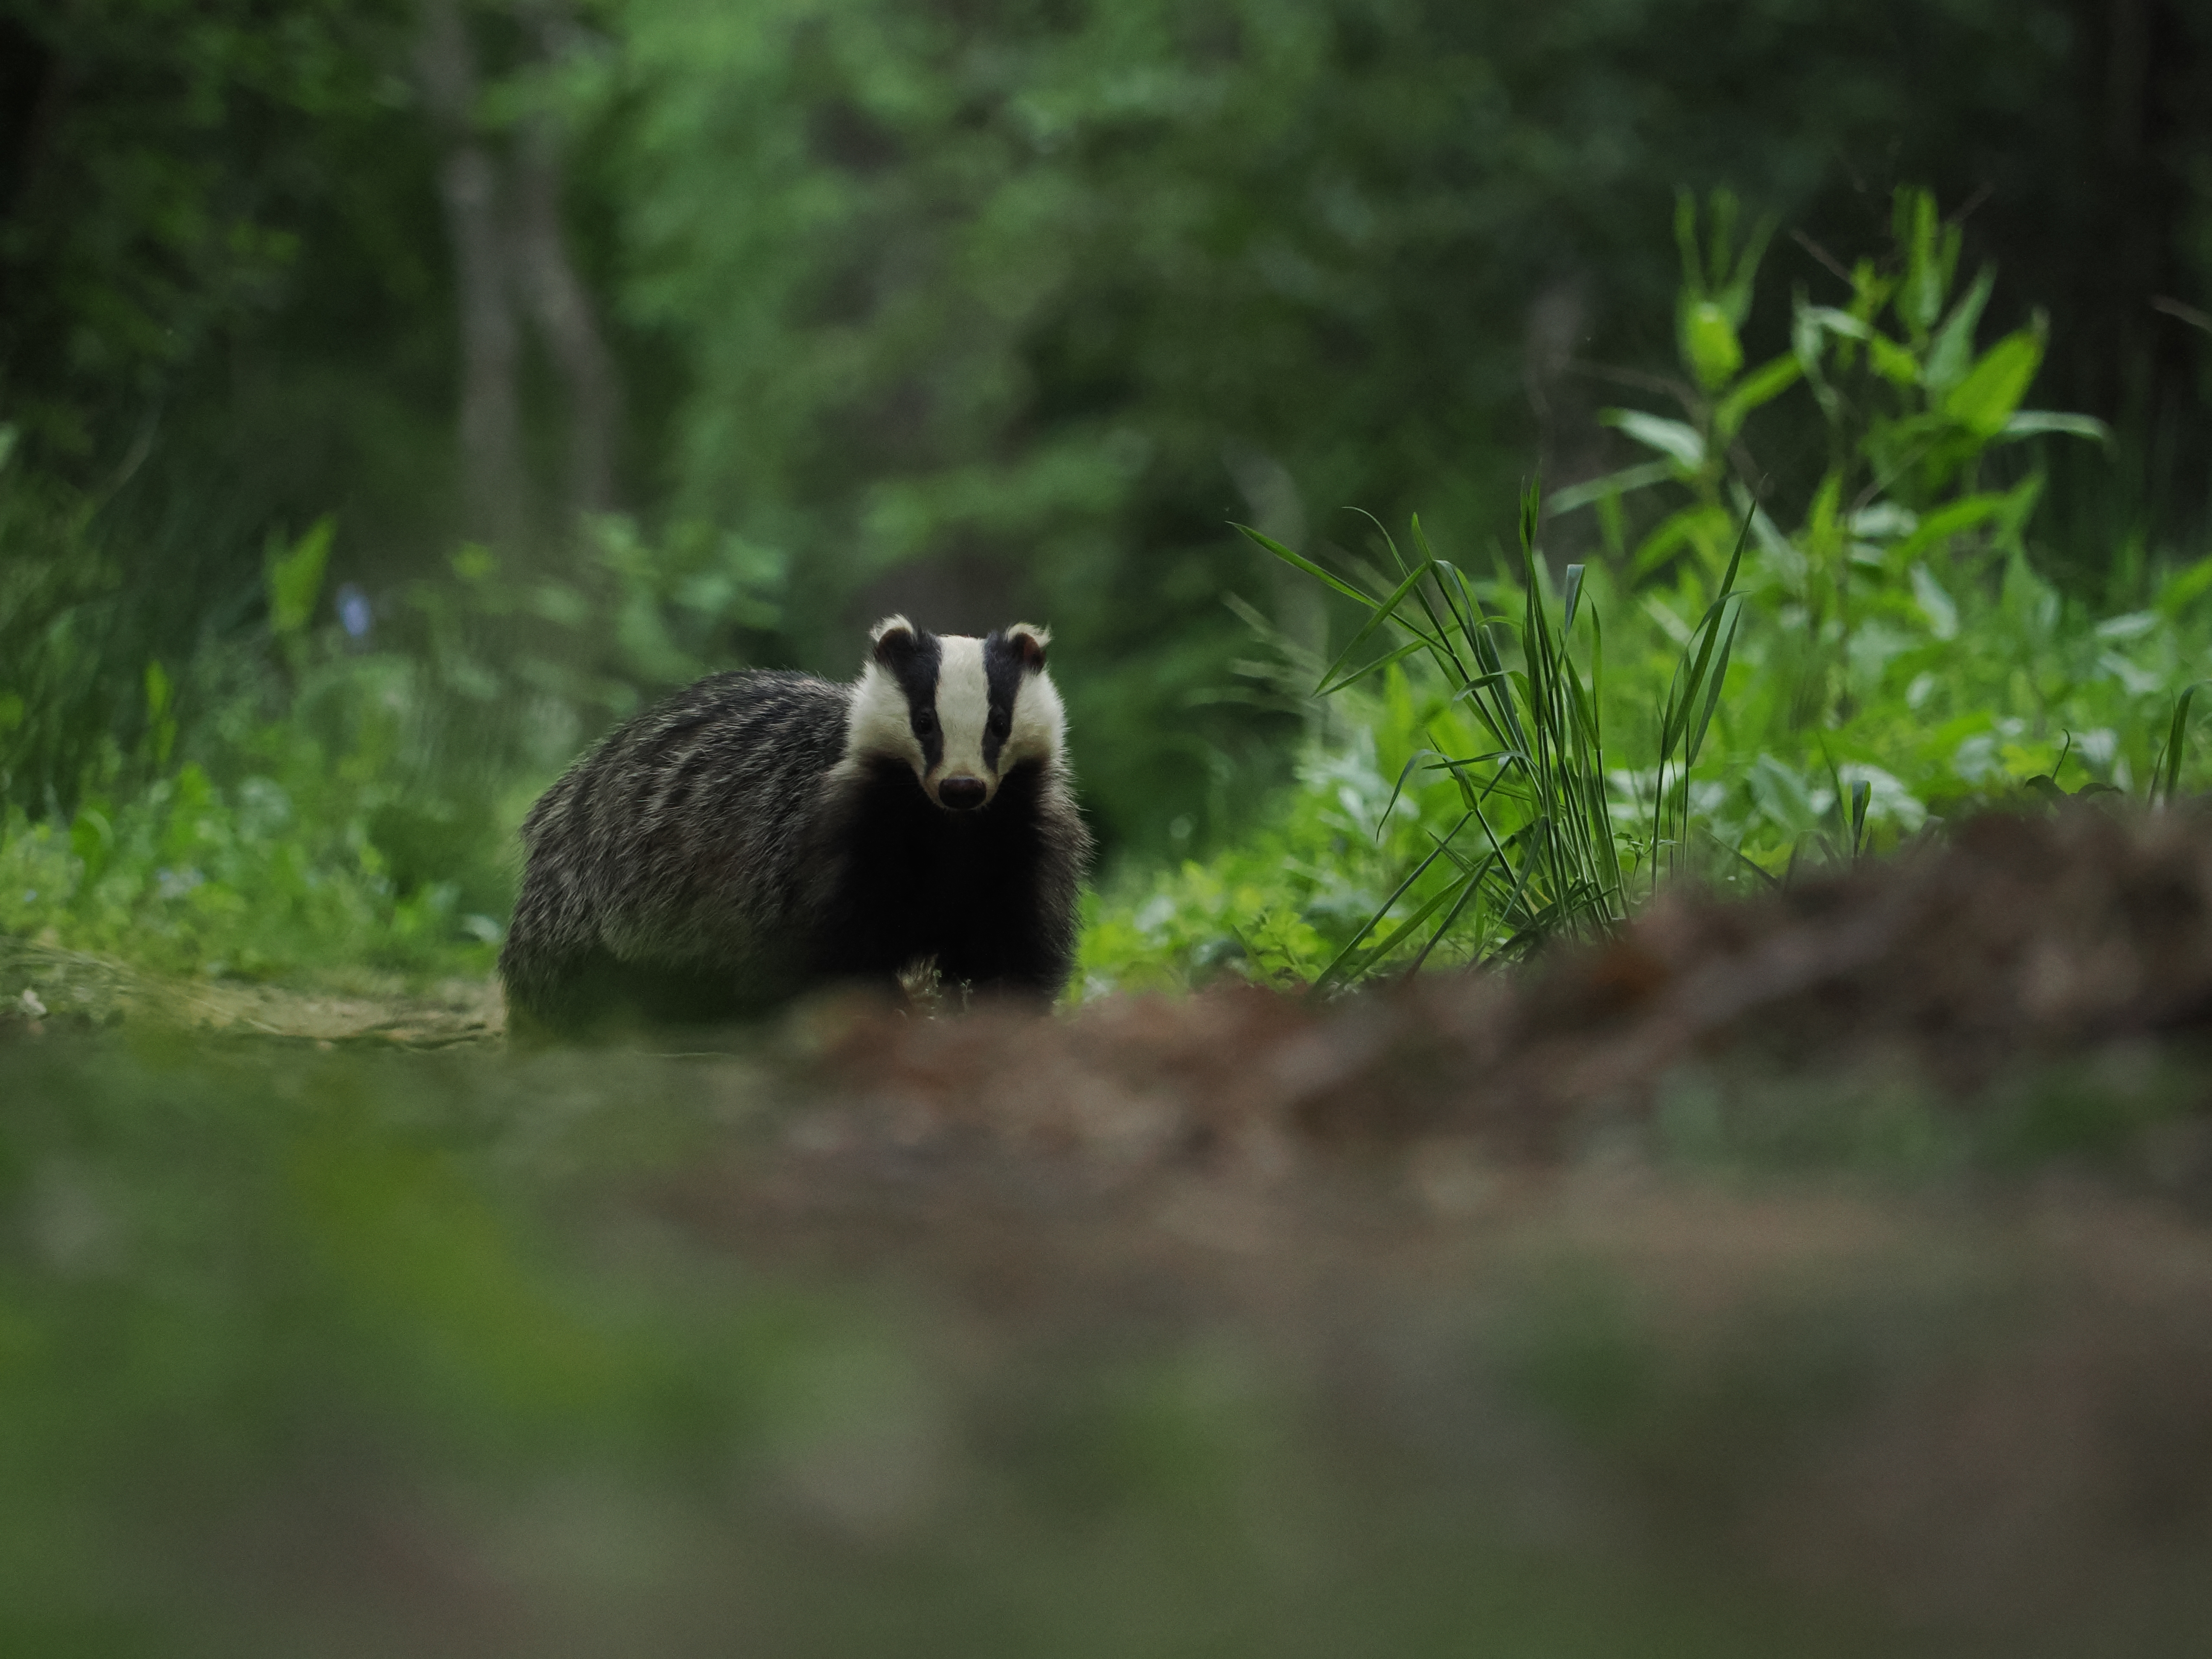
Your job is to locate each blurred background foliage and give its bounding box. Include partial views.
[2,0,2211,981]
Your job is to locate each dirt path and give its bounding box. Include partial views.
[0,935,504,1047]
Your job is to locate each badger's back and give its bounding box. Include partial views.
[502,670,850,1028]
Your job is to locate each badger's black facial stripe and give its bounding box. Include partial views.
[885,629,945,770]
[981,632,1027,771]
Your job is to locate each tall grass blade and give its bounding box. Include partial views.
[2152,683,2205,807]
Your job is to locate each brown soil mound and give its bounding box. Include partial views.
[789,807,2212,1175]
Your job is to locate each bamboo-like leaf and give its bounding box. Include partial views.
[1318,634,1432,698]
[2153,684,2206,807]
[1684,597,1743,769]
[1409,860,1492,972]
[1379,748,1446,838]
[1310,823,1475,989]
[1403,515,1474,684]
[1234,523,1380,610]
[1314,556,1440,691]
[1320,843,1487,987]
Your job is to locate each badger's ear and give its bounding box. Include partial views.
[1005,623,1050,672]
[870,614,917,667]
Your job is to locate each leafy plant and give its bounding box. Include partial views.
[1562,186,2113,730]
[0,506,785,987]
[1086,188,2212,996]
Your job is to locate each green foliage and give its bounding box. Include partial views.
[597,0,2194,853]
[1088,191,2212,994]
[10,0,2208,867]
[0,0,410,463]
[0,508,784,987]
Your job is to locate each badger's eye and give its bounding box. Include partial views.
[911,708,938,737]
[987,712,1012,739]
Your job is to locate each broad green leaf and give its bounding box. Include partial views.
[1547,461,1674,514]
[266,515,336,638]
[1748,754,1822,838]
[1804,305,1871,341]
[1712,353,1801,441]
[1944,325,2044,438]
[1894,187,1958,334]
[1805,471,1844,539]
[1867,333,1920,387]
[2154,554,2212,617]
[1890,489,2014,565]
[2091,611,2157,643]
[1924,266,1994,394]
[1629,504,1731,579]
[1849,502,1918,540]
[1682,299,1743,390]
[1998,410,2114,446]
[70,805,114,886]
[1909,564,1959,640]
[1602,409,1706,468]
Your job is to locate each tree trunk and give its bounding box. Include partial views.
[417,0,526,549]
[513,0,620,517]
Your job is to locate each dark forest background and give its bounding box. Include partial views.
[3,0,2209,856]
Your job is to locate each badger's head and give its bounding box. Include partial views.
[846,615,1066,811]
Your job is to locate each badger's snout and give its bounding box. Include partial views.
[937,775,988,811]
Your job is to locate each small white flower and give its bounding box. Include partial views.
[19,987,47,1018]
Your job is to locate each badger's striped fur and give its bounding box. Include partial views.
[499,616,1092,1034]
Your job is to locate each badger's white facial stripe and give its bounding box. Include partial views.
[844,662,926,774]
[1002,665,1064,770]
[932,635,990,798]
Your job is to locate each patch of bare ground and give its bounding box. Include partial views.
[11,808,2212,1650]
[0,934,503,1046]
[639,807,2212,1644]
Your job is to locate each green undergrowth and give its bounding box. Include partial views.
[1083,189,2212,995]
[7,186,2210,1004]
[0,500,782,990]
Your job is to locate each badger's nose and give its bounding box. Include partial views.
[937,775,987,811]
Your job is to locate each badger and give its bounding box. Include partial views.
[498,616,1093,1036]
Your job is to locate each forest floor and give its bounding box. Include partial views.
[5,806,2212,1657]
